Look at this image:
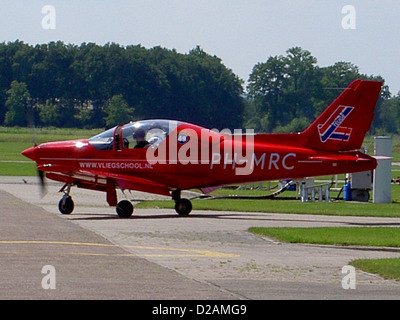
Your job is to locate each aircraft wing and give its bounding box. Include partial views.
[45,168,171,197]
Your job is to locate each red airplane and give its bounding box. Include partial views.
[22,79,382,218]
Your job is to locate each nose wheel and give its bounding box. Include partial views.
[58,194,74,215]
[58,184,74,215]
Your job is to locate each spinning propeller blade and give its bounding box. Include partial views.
[26,105,47,197]
[38,169,47,197]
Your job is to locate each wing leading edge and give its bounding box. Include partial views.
[46,169,172,203]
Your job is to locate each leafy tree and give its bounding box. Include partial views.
[37,100,62,127]
[104,94,134,127]
[74,101,95,128]
[183,46,244,129]
[4,80,30,126]
[316,62,363,114]
[373,90,400,134]
[247,55,287,130]
[283,47,320,120]
[273,117,311,133]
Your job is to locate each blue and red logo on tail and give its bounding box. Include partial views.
[318,105,354,143]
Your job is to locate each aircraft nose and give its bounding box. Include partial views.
[22,146,37,161]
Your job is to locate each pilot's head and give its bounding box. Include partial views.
[133,128,146,140]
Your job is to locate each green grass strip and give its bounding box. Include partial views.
[248,227,400,247]
[350,258,400,280]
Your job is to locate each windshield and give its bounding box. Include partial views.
[88,126,116,150]
[88,120,181,150]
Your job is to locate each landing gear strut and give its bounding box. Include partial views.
[172,190,192,216]
[58,184,74,215]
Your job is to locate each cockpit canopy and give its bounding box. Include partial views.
[89,119,181,151]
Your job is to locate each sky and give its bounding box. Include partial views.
[1,0,400,94]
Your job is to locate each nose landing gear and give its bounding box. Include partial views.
[58,184,74,215]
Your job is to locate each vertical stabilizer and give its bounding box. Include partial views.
[301,80,382,151]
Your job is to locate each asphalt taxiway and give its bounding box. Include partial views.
[0,176,400,299]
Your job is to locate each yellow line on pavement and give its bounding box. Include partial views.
[0,240,239,258]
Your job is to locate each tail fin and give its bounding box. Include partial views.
[301,79,382,151]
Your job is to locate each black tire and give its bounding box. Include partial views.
[58,196,74,215]
[174,198,192,216]
[116,200,134,218]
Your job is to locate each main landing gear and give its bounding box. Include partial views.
[172,190,192,216]
[116,200,134,218]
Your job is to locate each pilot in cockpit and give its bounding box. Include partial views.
[133,128,149,148]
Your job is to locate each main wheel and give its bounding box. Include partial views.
[116,200,134,218]
[58,196,74,215]
[174,198,192,216]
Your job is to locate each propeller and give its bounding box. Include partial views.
[27,101,47,197]
[38,169,47,198]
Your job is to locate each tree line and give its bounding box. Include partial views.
[0,41,243,130]
[0,41,398,134]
